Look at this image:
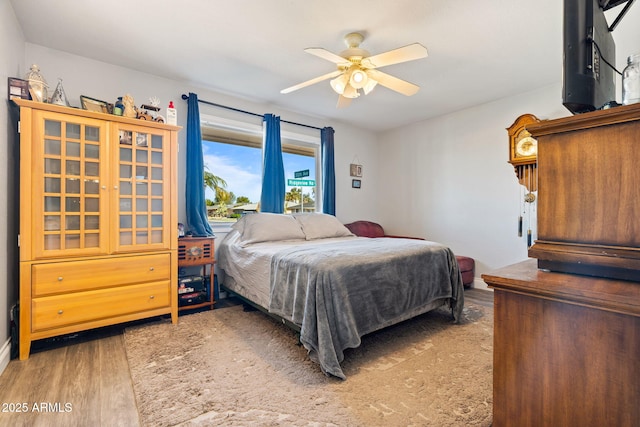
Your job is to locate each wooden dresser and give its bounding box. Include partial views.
[527,102,640,281]
[483,260,640,427]
[15,99,180,359]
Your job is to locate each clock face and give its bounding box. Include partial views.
[508,114,540,165]
[515,136,537,157]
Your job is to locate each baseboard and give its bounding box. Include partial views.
[0,337,11,376]
[472,277,491,291]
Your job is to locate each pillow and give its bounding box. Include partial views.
[237,213,305,245]
[294,213,354,240]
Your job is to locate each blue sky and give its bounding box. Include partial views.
[202,141,316,204]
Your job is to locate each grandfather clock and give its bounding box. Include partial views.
[507,113,540,247]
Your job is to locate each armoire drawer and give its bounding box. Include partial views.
[32,281,170,332]
[32,254,171,297]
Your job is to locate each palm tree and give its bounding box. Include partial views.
[203,167,234,214]
[215,188,235,205]
[286,187,302,203]
[203,167,227,194]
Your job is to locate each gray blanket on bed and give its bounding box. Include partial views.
[268,237,464,379]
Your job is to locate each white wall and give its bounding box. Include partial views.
[1,0,26,372]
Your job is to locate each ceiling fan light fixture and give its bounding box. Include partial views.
[342,83,359,99]
[329,74,347,95]
[329,78,344,95]
[362,77,378,95]
[329,74,349,95]
[349,68,368,89]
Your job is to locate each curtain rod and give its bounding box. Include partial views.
[181,94,323,131]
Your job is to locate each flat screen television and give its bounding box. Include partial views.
[563,0,617,114]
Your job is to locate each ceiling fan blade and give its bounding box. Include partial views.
[361,43,428,69]
[304,48,350,65]
[281,70,343,94]
[336,95,352,109]
[367,69,420,96]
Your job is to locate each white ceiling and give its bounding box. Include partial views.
[8,0,639,131]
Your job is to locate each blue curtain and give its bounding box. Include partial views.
[260,114,285,213]
[321,127,336,215]
[185,93,214,236]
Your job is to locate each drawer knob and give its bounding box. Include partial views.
[58,310,63,315]
[149,295,155,299]
[57,277,63,281]
[149,267,155,271]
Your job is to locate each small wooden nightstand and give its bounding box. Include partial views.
[177,236,215,312]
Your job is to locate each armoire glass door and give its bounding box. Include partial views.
[113,124,170,252]
[34,111,109,258]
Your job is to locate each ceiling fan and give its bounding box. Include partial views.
[281,32,428,108]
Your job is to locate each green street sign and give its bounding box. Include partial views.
[287,179,316,187]
[294,169,310,178]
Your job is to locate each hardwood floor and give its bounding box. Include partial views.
[0,327,139,426]
[464,286,494,308]
[0,289,493,426]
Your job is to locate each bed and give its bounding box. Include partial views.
[217,213,464,379]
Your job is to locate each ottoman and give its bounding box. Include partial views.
[456,255,475,288]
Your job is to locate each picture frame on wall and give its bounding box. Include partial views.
[352,179,361,189]
[350,163,362,177]
[80,95,110,113]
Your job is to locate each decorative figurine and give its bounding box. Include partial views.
[137,96,165,122]
[122,93,137,118]
[149,96,160,108]
[50,78,70,107]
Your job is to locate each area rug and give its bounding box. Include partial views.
[124,302,493,427]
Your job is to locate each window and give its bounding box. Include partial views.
[200,115,320,224]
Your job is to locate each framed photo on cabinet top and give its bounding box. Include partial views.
[80,95,110,113]
[8,77,30,100]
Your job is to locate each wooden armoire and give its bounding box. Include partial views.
[14,99,179,359]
